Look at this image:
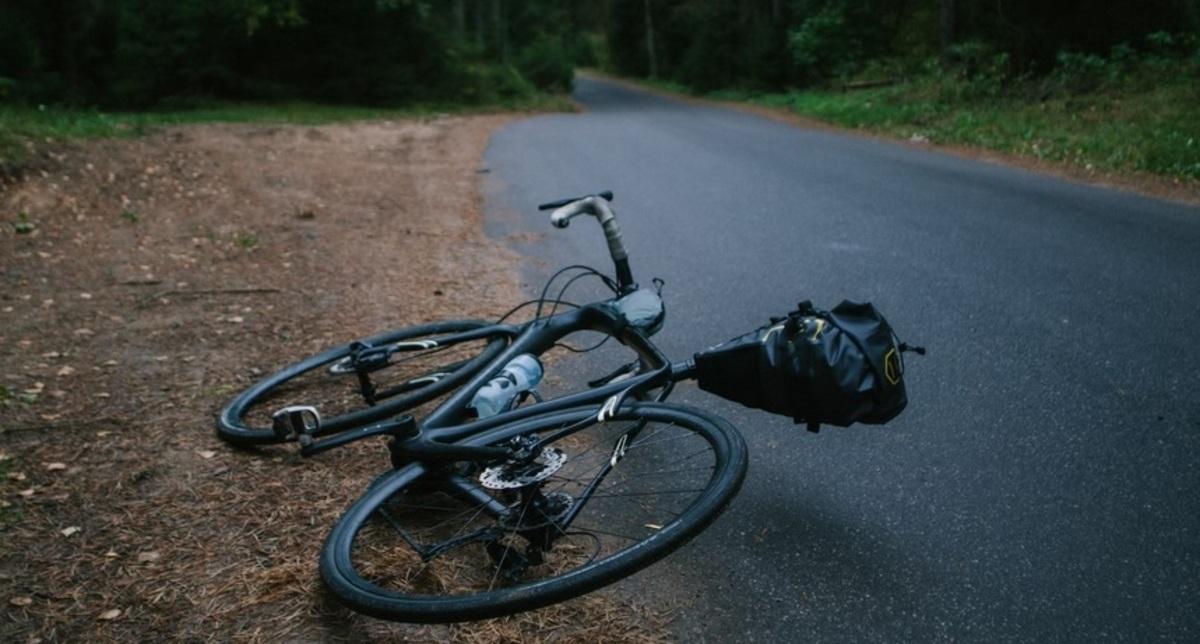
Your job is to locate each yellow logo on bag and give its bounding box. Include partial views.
[884,347,902,385]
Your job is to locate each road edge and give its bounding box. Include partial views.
[577,70,1200,209]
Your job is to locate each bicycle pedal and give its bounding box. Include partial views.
[271,405,321,441]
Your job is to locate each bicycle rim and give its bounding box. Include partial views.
[320,403,747,622]
[217,320,507,444]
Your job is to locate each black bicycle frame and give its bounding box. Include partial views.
[300,296,693,461]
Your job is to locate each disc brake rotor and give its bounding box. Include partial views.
[479,447,567,490]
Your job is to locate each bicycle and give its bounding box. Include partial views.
[216,191,907,622]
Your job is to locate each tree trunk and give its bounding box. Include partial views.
[643,0,658,78]
[474,0,484,50]
[453,0,465,42]
[940,0,956,57]
[492,0,508,62]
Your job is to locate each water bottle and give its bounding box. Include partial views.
[469,354,543,418]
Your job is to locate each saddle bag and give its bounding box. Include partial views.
[693,300,922,432]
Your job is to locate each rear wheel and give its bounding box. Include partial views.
[319,402,748,622]
[216,320,508,446]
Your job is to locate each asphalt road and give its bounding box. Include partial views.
[481,76,1200,642]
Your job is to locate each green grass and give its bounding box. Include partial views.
[607,68,1200,184]
[234,231,259,249]
[0,93,572,165]
[744,78,1200,182]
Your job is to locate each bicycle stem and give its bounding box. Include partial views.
[550,195,636,293]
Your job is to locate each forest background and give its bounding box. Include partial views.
[2,0,1198,181]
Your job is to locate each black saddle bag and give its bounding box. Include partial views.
[693,300,921,432]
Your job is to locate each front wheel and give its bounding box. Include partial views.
[216,320,509,446]
[319,402,748,623]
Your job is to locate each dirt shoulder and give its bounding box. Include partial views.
[1,117,665,641]
[581,70,1200,208]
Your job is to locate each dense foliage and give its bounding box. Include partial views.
[0,0,582,108]
[4,0,1196,108]
[601,0,1200,90]
[595,1,1199,182]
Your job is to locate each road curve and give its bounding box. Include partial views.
[482,76,1200,642]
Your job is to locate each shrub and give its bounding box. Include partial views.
[516,34,574,92]
[940,41,1013,100]
[787,5,860,82]
[453,63,535,105]
[1050,51,1115,93]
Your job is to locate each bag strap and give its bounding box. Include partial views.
[899,342,926,355]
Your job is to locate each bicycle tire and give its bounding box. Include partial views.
[216,320,509,446]
[319,402,748,622]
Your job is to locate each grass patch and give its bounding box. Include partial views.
[0,93,572,166]
[234,231,259,249]
[746,77,1200,182]
[13,211,35,233]
[598,49,1200,185]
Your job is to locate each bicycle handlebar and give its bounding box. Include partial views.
[537,190,613,211]
[541,191,634,292]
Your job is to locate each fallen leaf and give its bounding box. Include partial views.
[40,351,61,359]
[55,366,76,377]
[101,360,118,367]
[9,596,33,607]
[7,472,26,482]
[60,526,81,537]
[105,549,119,558]
[79,293,93,300]
[197,450,216,459]
[18,488,35,498]
[39,413,62,421]
[73,328,94,336]
[137,551,161,563]
[225,316,244,324]
[44,462,67,471]
[94,392,111,399]
[96,431,112,437]
[98,608,121,621]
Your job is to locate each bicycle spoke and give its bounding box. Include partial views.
[559,523,646,543]
[488,497,533,592]
[340,408,734,607]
